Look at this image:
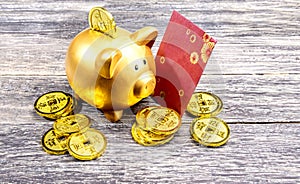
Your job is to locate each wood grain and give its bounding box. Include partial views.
[1,117,299,183]
[1,0,300,183]
[1,75,300,123]
[0,0,299,75]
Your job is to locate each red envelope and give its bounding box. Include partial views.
[152,10,217,115]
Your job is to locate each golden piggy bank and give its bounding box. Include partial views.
[65,26,158,122]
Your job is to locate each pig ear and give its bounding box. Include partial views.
[95,48,122,79]
[130,26,158,48]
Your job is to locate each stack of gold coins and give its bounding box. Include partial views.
[132,106,181,146]
[34,91,81,120]
[187,92,230,147]
[41,114,107,160]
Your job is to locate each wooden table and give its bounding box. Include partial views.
[1,0,299,183]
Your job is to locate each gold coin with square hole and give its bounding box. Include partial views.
[131,122,174,146]
[136,106,158,129]
[60,93,81,116]
[135,122,171,142]
[68,128,107,160]
[41,128,69,155]
[53,114,91,135]
[88,6,116,37]
[187,92,223,117]
[190,117,230,147]
[34,91,70,119]
[144,106,181,135]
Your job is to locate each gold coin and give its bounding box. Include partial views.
[131,122,174,146]
[187,92,223,117]
[135,123,171,141]
[34,91,70,118]
[88,7,116,37]
[131,123,145,145]
[42,98,75,121]
[62,93,82,116]
[53,114,91,135]
[135,106,158,128]
[190,117,230,147]
[140,134,174,147]
[41,128,69,155]
[67,128,107,160]
[58,94,75,117]
[143,106,181,135]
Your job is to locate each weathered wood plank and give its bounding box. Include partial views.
[0,0,299,75]
[1,32,299,76]
[0,114,299,183]
[1,0,300,183]
[0,75,300,123]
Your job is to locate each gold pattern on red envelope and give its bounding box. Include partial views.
[152,10,217,115]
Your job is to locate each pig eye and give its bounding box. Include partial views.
[143,60,147,65]
[135,64,139,70]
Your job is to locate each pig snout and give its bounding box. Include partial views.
[134,73,156,98]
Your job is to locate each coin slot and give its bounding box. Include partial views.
[70,121,77,126]
[57,136,67,142]
[84,140,91,146]
[206,127,213,132]
[47,99,57,106]
[205,126,215,134]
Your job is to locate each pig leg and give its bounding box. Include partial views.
[103,110,123,122]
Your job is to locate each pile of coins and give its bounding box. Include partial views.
[42,114,107,160]
[132,106,181,146]
[34,91,80,120]
[35,91,107,160]
[187,92,230,147]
